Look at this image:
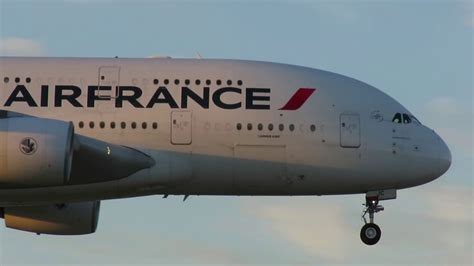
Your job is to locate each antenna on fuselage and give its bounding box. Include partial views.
[147,55,172,59]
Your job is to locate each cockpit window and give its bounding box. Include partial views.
[392,112,421,125]
[410,115,421,125]
[392,113,402,123]
[402,114,411,124]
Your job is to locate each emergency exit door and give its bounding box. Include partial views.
[171,111,192,145]
[340,113,360,148]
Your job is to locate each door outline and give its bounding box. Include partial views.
[340,113,361,148]
[98,66,120,100]
[171,111,192,145]
[233,144,288,193]
[96,66,120,113]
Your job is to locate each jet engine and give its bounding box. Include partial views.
[0,111,155,188]
[0,113,74,188]
[1,201,100,235]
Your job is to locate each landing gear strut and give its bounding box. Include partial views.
[360,196,384,245]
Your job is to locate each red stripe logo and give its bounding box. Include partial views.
[278,88,316,110]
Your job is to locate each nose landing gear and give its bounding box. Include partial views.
[360,197,384,245]
[359,189,396,246]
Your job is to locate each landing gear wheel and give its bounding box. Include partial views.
[360,223,381,245]
[360,196,384,245]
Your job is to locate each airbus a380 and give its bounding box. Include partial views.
[0,57,451,245]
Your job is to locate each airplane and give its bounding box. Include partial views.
[0,56,451,245]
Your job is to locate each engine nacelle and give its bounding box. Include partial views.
[0,116,74,188]
[2,201,100,235]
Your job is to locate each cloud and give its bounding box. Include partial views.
[425,96,463,116]
[416,185,473,259]
[64,0,113,3]
[422,185,472,224]
[466,3,474,28]
[241,183,473,264]
[435,127,472,154]
[309,3,359,24]
[242,197,355,263]
[254,199,350,262]
[422,96,472,154]
[0,37,45,56]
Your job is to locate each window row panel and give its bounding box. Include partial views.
[77,121,158,129]
[236,123,316,132]
[152,79,243,86]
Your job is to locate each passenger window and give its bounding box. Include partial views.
[392,113,402,123]
[402,114,411,124]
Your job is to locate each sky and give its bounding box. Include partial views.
[0,0,472,265]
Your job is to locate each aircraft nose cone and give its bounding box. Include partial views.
[438,136,452,176]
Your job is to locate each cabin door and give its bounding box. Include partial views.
[340,113,361,148]
[97,66,120,112]
[171,111,192,145]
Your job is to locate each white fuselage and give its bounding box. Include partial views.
[0,57,451,206]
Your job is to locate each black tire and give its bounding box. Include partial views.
[360,223,381,245]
